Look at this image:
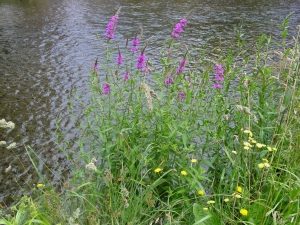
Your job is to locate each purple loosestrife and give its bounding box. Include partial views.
[131,38,139,52]
[214,63,224,88]
[176,58,187,74]
[180,90,186,102]
[165,74,174,85]
[103,83,110,94]
[116,47,123,65]
[124,73,130,82]
[171,17,187,38]
[137,53,146,69]
[106,15,119,39]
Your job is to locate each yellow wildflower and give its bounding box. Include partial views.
[243,129,253,137]
[243,146,250,150]
[181,170,187,176]
[232,150,237,154]
[267,146,272,151]
[240,208,248,216]
[264,162,270,168]
[256,143,266,148]
[207,200,215,204]
[262,158,268,163]
[198,190,205,196]
[224,198,230,202]
[191,159,197,163]
[258,163,265,169]
[243,141,252,148]
[272,147,277,151]
[154,168,162,173]
[236,186,242,193]
[203,207,209,211]
[37,184,44,188]
[232,193,242,198]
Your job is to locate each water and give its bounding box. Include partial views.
[0,0,299,207]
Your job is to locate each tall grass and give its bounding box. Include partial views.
[1,10,299,225]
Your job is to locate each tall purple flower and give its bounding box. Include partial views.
[171,17,187,38]
[176,58,187,74]
[116,53,123,65]
[180,18,187,28]
[131,38,139,52]
[124,73,130,82]
[165,74,174,85]
[214,63,225,88]
[137,53,146,69]
[106,15,119,39]
[103,83,110,94]
[180,90,186,102]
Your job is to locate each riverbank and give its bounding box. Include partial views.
[1,9,300,225]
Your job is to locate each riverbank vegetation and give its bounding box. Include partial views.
[1,10,299,225]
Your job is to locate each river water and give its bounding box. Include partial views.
[0,0,299,207]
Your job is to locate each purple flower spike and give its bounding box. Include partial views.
[180,90,186,102]
[165,74,174,85]
[137,53,146,69]
[106,15,119,39]
[214,63,225,88]
[214,84,223,89]
[103,83,110,94]
[124,73,130,82]
[116,53,123,65]
[131,38,139,52]
[176,58,187,74]
[180,18,187,28]
[171,18,187,38]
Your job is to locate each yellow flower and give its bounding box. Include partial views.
[258,163,265,169]
[181,170,187,176]
[240,208,248,216]
[154,168,162,173]
[37,184,44,188]
[272,147,277,151]
[243,141,252,148]
[207,200,215,204]
[267,146,272,151]
[191,159,197,163]
[236,186,242,193]
[264,162,270,168]
[232,150,237,154]
[203,207,209,211]
[262,158,268,163]
[224,198,230,202]
[233,193,242,198]
[243,129,253,137]
[243,146,250,150]
[256,143,266,148]
[198,190,205,196]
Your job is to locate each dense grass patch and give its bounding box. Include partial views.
[1,10,299,225]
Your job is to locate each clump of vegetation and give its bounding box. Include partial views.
[1,9,299,225]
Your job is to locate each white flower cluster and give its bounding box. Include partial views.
[0,119,15,129]
[85,158,97,171]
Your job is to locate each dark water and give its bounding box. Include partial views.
[0,0,299,207]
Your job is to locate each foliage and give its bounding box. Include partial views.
[1,11,299,225]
